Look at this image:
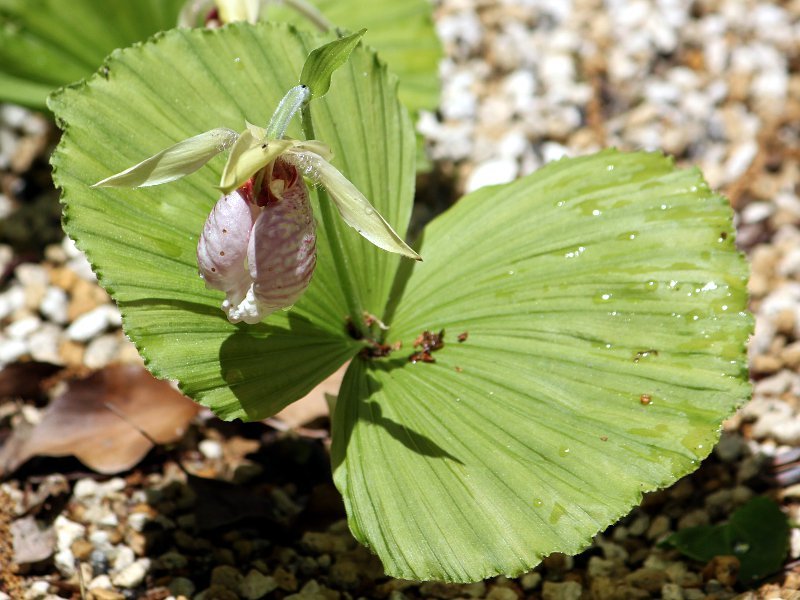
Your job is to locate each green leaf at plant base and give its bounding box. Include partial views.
[49,22,416,421]
[0,0,186,109]
[332,150,752,581]
[300,29,366,99]
[664,496,789,583]
[264,0,441,115]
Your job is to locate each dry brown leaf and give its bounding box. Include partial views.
[0,365,198,476]
[272,362,347,429]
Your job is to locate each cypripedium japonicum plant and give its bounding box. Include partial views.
[93,34,420,324]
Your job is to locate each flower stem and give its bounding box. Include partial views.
[301,105,365,336]
[281,0,333,32]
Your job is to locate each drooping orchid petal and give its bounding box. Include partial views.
[196,189,256,313]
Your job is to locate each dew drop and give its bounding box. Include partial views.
[559,446,570,457]
[592,209,602,216]
[606,164,615,171]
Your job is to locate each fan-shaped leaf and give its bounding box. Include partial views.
[49,23,415,420]
[332,150,752,581]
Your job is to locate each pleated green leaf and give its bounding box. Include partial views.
[49,22,415,420]
[0,0,186,108]
[331,150,752,581]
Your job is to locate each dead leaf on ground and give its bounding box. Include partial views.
[0,365,199,476]
[11,515,56,564]
[0,362,61,400]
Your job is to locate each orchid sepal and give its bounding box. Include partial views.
[92,127,237,188]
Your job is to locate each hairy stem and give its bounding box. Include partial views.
[301,105,365,336]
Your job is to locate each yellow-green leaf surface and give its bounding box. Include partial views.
[0,0,186,108]
[332,151,752,581]
[49,23,416,420]
[265,0,441,114]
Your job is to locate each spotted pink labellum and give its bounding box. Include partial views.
[196,160,316,324]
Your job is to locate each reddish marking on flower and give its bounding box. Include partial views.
[457,331,468,343]
[600,436,608,441]
[640,394,652,405]
[204,7,219,25]
[264,160,299,206]
[454,366,463,373]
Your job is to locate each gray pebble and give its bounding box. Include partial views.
[240,570,278,599]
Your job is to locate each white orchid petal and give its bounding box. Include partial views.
[310,154,421,260]
[93,128,236,188]
[196,190,255,310]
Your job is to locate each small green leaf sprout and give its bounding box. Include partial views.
[94,73,419,323]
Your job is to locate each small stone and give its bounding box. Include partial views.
[211,565,244,590]
[646,515,670,540]
[198,439,224,460]
[111,545,135,572]
[54,548,76,577]
[0,285,25,321]
[587,556,617,579]
[71,538,94,561]
[677,509,709,530]
[627,513,650,536]
[0,337,27,364]
[168,577,196,598]
[66,305,118,342]
[301,532,352,554]
[40,286,69,324]
[88,575,113,590]
[111,558,149,588]
[519,572,541,590]
[329,559,359,589]
[155,550,188,571]
[272,567,297,592]
[541,580,582,600]
[661,582,684,600]
[6,315,41,339]
[464,158,518,193]
[28,324,63,364]
[486,586,519,600]
[626,568,667,593]
[195,585,239,600]
[240,570,278,599]
[702,555,739,587]
[83,333,121,369]
[715,433,744,462]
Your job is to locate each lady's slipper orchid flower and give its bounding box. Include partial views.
[93,85,419,324]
